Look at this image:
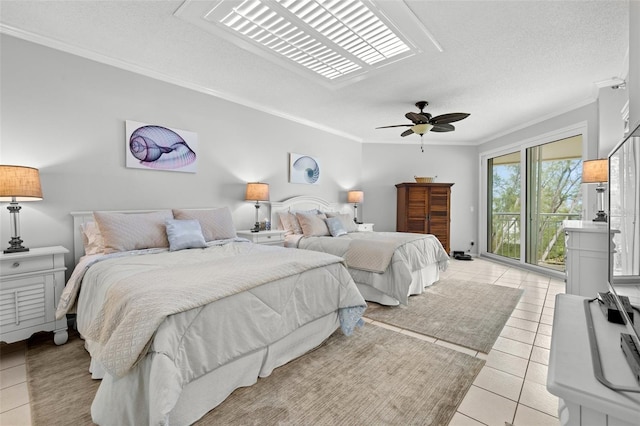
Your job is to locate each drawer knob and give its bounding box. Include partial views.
[12,262,20,268]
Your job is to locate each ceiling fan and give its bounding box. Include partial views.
[376,101,470,151]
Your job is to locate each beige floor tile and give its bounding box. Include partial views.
[492,337,533,360]
[0,350,25,372]
[0,403,31,426]
[370,321,403,333]
[534,333,552,350]
[0,382,29,412]
[525,361,549,386]
[539,314,554,326]
[457,385,517,426]
[520,287,547,299]
[516,302,544,314]
[513,404,560,426]
[0,365,26,390]
[530,346,551,366]
[400,329,437,343]
[520,281,549,290]
[523,274,551,284]
[519,381,559,417]
[449,412,485,425]
[519,295,546,307]
[537,323,553,337]
[510,308,541,323]
[500,326,536,345]
[542,306,555,317]
[486,349,529,378]
[434,339,477,357]
[494,280,520,289]
[506,317,539,333]
[473,366,524,401]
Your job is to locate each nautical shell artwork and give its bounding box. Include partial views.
[290,154,321,184]
[129,125,196,170]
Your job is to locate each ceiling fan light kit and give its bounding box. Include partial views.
[376,101,470,152]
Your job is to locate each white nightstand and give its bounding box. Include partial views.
[0,246,69,345]
[356,223,374,232]
[237,229,286,246]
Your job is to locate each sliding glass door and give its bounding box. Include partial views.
[485,135,583,271]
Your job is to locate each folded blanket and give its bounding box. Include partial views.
[344,239,397,273]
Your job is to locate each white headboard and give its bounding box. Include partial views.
[270,196,352,230]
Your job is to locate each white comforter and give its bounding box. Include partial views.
[66,241,366,425]
[289,232,450,305]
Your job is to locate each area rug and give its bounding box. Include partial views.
[365,279,524,353]
[26,325,484,426]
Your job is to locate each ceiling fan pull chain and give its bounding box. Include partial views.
[420,135,424,153]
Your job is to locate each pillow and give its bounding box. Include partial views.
[172,207,237,241]
[278,211,302,235]
[295,212,330,236]
[325,212,358,233]
[81,221,104,255]
[325,217,347,237]
[165,219,207,251]
[93,210,172,254]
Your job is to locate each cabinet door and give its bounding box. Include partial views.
[0,274,54,334]
[427,187,451,252]
[406,186,429,233]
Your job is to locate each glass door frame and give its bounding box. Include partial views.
[478,121,593,277]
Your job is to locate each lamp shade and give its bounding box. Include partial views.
[245,182,269,202]
[582,159,608,183]
[0,165,43,201]
[411,123,434,136]
[347,190,364,204]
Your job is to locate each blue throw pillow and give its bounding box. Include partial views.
[325,217,347,237]
[165,219,207,251]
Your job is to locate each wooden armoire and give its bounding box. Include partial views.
[395,182,453,253]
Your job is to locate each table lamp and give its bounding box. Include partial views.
[347,190,364,224]
[0,165,43,253]
[582,159,608,222]
[245,182,269,232]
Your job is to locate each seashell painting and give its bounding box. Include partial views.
[125,120,198,173]
[290,153,321,184]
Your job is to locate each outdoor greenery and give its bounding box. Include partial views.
[491,158,582,267]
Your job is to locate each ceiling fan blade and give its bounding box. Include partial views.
[376,124,412,129]
[401,129,414,137]
[405,112,430,124]
[431,123,455,132]
[430,113,470,125]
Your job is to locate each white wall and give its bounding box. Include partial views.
[629,1,639,131]
[0,35,363,270]
[361,143,478,254]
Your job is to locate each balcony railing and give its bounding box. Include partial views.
[491,212,581,269]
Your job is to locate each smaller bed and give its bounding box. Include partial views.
[271,196,450,306]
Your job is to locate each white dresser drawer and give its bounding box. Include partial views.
[0,255,54,276]
[254,233,284,244]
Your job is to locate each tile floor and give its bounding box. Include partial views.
[0,256,563,426]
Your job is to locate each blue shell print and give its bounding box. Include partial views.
[293,155,320,184]
[129,125,196,170]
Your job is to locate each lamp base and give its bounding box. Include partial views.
[251,222,260,233]
[4,237,29,253]
[593,211,608,222]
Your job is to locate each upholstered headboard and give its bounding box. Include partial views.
[270,196,352,230]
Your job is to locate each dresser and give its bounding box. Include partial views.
[395,182,453,253]
[563,220,612,297]
[548,294,640,425]
[0,246,69,345]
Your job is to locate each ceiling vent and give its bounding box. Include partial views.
[175,0,419,84]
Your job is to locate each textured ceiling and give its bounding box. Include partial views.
[0,0,630,146]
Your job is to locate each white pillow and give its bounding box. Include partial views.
[325,212,357,233]
[165,219,207,251]
[93,210,172,254]
[172,207,237,241]
[296,212,330,236]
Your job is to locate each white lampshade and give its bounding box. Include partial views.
[347,190,364,204]
[582,159,608,183]
[245,182,270,202]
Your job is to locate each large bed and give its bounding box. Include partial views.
[58,208,366,426]
[271,196,450,306]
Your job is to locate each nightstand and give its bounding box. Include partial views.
[356,223,374,232]
[0,246,69,345]
[237,229,286,246]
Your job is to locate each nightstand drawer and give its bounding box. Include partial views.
[254,234,284,244]
[0,255,54,276]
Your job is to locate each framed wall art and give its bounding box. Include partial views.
[289,153,321,185]
[125,120,198,173]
